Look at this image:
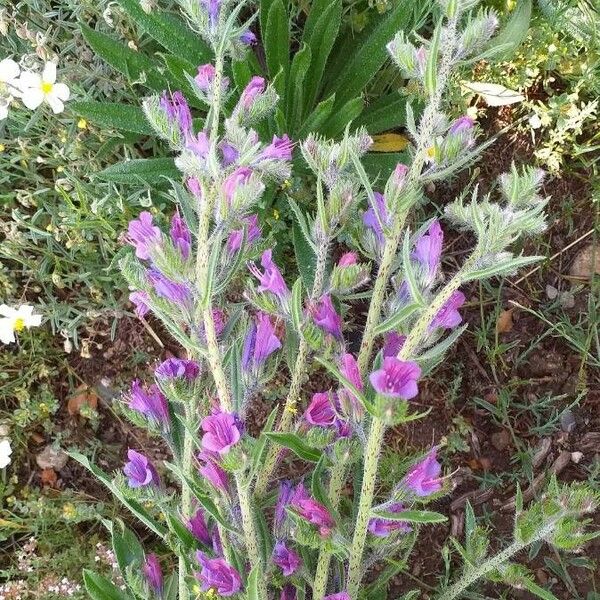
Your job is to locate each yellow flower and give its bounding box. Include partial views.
[77,118,87,129]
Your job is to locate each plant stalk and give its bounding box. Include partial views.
[254,233,329,495]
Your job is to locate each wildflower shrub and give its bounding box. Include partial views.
[74,0,600,599]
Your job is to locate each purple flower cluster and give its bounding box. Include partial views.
[242,312,282,372]
[273,540,301,576]
[129,380,169,427]
[195,551,242,597]
[123,449,160,488]
[155,357,200,380]
[369,357,421,399]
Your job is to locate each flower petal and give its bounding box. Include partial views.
[0,318,16,344]
[19,71,42,89]
[52,82,70,101]
[42,61,57,84]
[0,58,19,83]
[21,88,44,110]
[0,304,16,318]
[46,93,64,114]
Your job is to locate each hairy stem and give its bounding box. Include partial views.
[254,234,329,495]
[312,458,349,599]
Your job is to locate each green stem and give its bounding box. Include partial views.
[312,459,348,599]
[254,234,329,495]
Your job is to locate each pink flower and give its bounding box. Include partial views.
[369,357,421,399]
[201,412,242,455]
[430,290,465,330]
[305,392,337,427]
[403,448,443,497]
[312,294,342,339]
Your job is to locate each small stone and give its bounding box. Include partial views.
[571,451,584,463]
[570,244,600,279]
[545,284,558,299]
[36,445,68,470]
[560,409,576,433]
[491,430,511,451]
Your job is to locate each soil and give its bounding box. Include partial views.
[16,109,600,599]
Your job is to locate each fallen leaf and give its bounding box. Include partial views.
[569,244,600,279]
[36,445,68,470]
[40,468,57,487]
[462,81,525,106]
[370,133,409,152]
[496,309,514,334]
[68,384,98,416]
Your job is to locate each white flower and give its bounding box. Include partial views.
[0,58,22,120]
[20,61,70,114]
[0,304,42,344]
[0,439,12,469]
[529,113,542,130]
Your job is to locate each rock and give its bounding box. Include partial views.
[491,430,511,451]
[560,409,576,433]
[36,445,68,470]
[570,244,600,279]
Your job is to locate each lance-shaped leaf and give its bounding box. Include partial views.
[264,432,322,462]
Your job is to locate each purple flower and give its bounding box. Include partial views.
[147,269,191,304]
[449,115,475,134]
[369,357,421,399]
[240,76,266,109]
[259,134,294,161]
[198,452,229,492]
[280,585,296,600]
[242,312,282,371]
[324,593,351,600]
[195,64,216,91]
[383,332,406,357]
[403,448,443,497]
[391,163,409,188]
[249,249,290,299]
[290,483,335,537]
[129,380,170,426]
[187,130,210,158]
[338,353,363,418]
[160,90,192,138]
[201,412,242,455]
[240,30,257,45]
[187,176,203,199]
[338,252,358,267]
[222,166,253,204]
[211,308,227,337]
[430,290,465,330]
[275,481,294,529]
[188,508,212,546]
[305,392,336,427]
[413,220,443,285]
[363,192,389,247]
[123,449,160,488]
[170,211,191,259]
[220,142,239,167]
[155,358,200,380]
[200,0,220,27]
[195,552,242,597]
[273,541,301,576]
[227,214,261,253]
[368,503,412,537]
[128,211,161,260]
[129,291,150,318]
[143,554,163,596]
[312,294,342,339]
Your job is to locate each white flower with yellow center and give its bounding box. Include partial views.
[0,58,22,120]
[20,62,70,114]
[0,439,12,469]
[0,304,42,344]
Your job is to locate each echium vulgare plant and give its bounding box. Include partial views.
[74,0,599,599]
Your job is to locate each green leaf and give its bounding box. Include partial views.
[325,2,428,107]
[286,43,312,132]
[247,566,260,600]
[292,219,317,290]
[353,92,410,135]
[264,0,290,96]
[371,509,447,523]
[265,432,322,462]
[70,101,153,135]
[301,0,342,115]
[462,255,543,282]
[111,522,144,578]
[373,303,419,336]
[84,570,132,600]
[321,96,364,138]
[363,152,408,180]
[95,157,179,184]
[290,278,304,333]
[299,93,336,137]
[115,0,211,64]
[425,20,442,98]
[81,24,168,91]
[485,0,532,61]
[162,54,204,107]
[69,451,167,537]
[165,513,198,551]
[402,233,426,307]
[522,578,560,600]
